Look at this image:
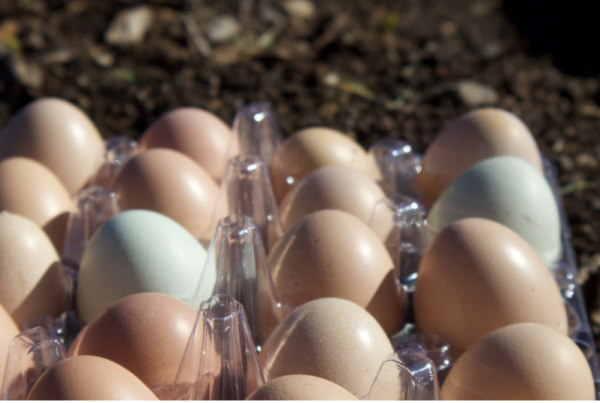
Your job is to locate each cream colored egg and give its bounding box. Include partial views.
[441,323,595,400]
[274,127,371,200]
[419,108,543,208]
[268,210,404,336]
[415,218,568,351]
[0,98,105,195]
[0,212,67,327]
[279,165,385,230]
[259,298,397,399]
[246,375,358,400]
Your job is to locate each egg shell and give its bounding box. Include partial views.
[113,148,219,237]
[0,304,19,387]
[26,355,158,400]
[275,127,371,200]
[441,323,595,400]
[259,298,396,399]
[427,155,562,265]
[0,98,104,195]
[268,209,404,336]
[279,165,385,230]
[415,218,568,351]
[419,108,543,208]
[77,210,209,323]
[0,212,67,326]
[246,375,358,400]
[0,157,72,251]
[69,293,197,390]
[139,108,236,183]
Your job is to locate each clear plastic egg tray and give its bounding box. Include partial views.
[1,101,598,400]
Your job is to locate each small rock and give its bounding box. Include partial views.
[576,153,598,169]
[90,47,115,68]
[206,15,240,44]
[456,80,499,107]
[38,49,78,65]
[105,5,153,47]
[282,0,316,19]
[7,54,43,88]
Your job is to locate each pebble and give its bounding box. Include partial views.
[206,15,241,44]
[282,0,316,19]
[105,5,153,47]
[6,53,43,88]
[455,80,499,107]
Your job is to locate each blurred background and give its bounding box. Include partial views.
[1,0,600,351]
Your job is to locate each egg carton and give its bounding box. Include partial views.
[2,101,598,400]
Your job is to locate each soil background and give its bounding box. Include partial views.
[1,0,600,355]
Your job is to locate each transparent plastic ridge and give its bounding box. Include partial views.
[229,101,293,202]
[203,154,284,252]
[368,193,428,295]
[153,295,265,400]
[361,347,439,400]
[191,214,294,346]
[368,138,422,199]
[90,136,139,189]
[1,327,66,400]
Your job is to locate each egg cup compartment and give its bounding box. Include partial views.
[90,136,140,190]
[542,154,600,398]
[1,327,66,400]
[191,213,295,348]
[152,294,265,400]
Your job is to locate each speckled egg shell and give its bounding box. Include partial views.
[246,375,358,400]
[441,323,595,400]
[268,210,404,336]
[415,218,568,351]
[259,298,397,399]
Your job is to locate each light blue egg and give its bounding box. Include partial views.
[427,156,562,266]
[77,209,208,323]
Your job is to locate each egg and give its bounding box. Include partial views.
[268,210,404,336]
[414,218,568,351]
[0,98,104,195]
[246,375,358,400]
[419,108,543,208]
[139,107,236,183]
[259,298,397,399]
[427,156,562,265]
[0,304,19,386]
[113,149,219,237]
[77,210,209,323]
[279,166,385,230]
[26,356,158,400]
[274,127,372,200]
[0,157,72,250]
[441,323,595,399]
[0,212,67,326]
[69,293,197,390]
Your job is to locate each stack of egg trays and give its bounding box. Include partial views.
[542,154,600,398]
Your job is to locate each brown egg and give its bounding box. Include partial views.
[268,210,404,336]
[0,304,19,386]
[414,218,568,351]
[0,158,72,250]
[113,148,219,237]
[139,107,236,183]
[0,98,104,195]
[259,298,396,399]
[419,108,543,208]
[274,127,371,200]
[279,166,385,230]
[69,293,197,390]
[441,323,595,400]
[0,212,67,326]
[27,356,158,400]
[246,375,358,400]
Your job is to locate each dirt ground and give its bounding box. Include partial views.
[1,0,600,351]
